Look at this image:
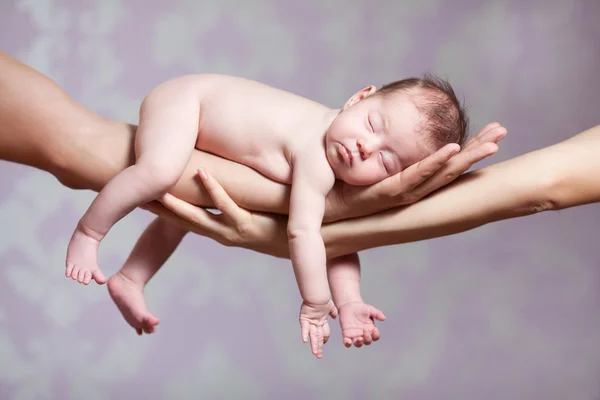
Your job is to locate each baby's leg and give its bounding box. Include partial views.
[66,86,200,285]
[327,253,385,347]
[108,217,188,335]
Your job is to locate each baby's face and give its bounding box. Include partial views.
[325,90,432,186]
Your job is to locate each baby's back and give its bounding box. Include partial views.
[187,75,328,184]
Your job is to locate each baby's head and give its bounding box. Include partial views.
[325,74,469,186]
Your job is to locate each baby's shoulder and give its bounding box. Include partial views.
[293,145,333,180]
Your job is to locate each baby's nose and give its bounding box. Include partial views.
[357,139,373,159]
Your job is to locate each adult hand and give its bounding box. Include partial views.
[152,169,290,258]
[324,122,507,221]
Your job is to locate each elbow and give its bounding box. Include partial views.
[287,226,314,241]
[134,159,182,195]
[524,172,561,214]
[287,227,302,240]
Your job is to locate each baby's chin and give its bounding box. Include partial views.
[338,173,380,186]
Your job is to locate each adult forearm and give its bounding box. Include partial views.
[322,125,600,258]
[0,50,131,189]
[170,151,290,214]
[544,124,600,209]
[0,51,80,173]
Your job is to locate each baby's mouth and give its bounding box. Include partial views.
[337,144,353,166]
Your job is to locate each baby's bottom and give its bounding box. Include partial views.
[108,217,187,335]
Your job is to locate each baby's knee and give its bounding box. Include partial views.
[135,159,182,193]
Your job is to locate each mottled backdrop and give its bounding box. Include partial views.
[1,0,600,399]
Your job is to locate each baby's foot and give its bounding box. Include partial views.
[107,272,160,335]
[65,227,106,285]
[338,301,386,348]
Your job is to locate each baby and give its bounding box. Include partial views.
[65,74,468,357]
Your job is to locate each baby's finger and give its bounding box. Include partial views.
[372,327,381,342]
[323,322,331,344]
[343,337,353,348]
[353,337,364,348]
[300,320,310,343]
[362,329,373,345]
[317,326,324,358]
[329,306,338,319]
[369,306,386,322]
[309,325,320,356]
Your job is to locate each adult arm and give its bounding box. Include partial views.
[157,123,600,258]
[324,125,600,257]
[0,51,291,213]
[0,51,502,224]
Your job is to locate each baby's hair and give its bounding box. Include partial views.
[377,74,469,150]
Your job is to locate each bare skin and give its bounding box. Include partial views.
[157,123,600,260]
[153,122,600,344]
[0,50,508,350]
[107,218,187,335]
[65,73,450,357]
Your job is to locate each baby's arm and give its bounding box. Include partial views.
[288,157,336,358]
[327,253,386,348]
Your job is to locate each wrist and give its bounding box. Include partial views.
[326,182,393,222]
[335,299,364,310]
[331,284,363,308]
[303,296,332,306]
[324,182,354,222]
[332,289,363,309]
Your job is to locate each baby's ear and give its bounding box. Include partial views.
[343,85,377,110]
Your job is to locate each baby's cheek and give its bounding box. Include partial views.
[358,165,386,185]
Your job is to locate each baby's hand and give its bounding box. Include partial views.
[338,301,386,348]
[299,299,338,359]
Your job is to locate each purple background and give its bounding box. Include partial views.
[1,0,600,398]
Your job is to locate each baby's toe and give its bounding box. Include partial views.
[77,269,86,283]
[70,267,80,281]
[82,271,92,285]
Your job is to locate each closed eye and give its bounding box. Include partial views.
[379,152,389,173]
[368,116,375,133]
